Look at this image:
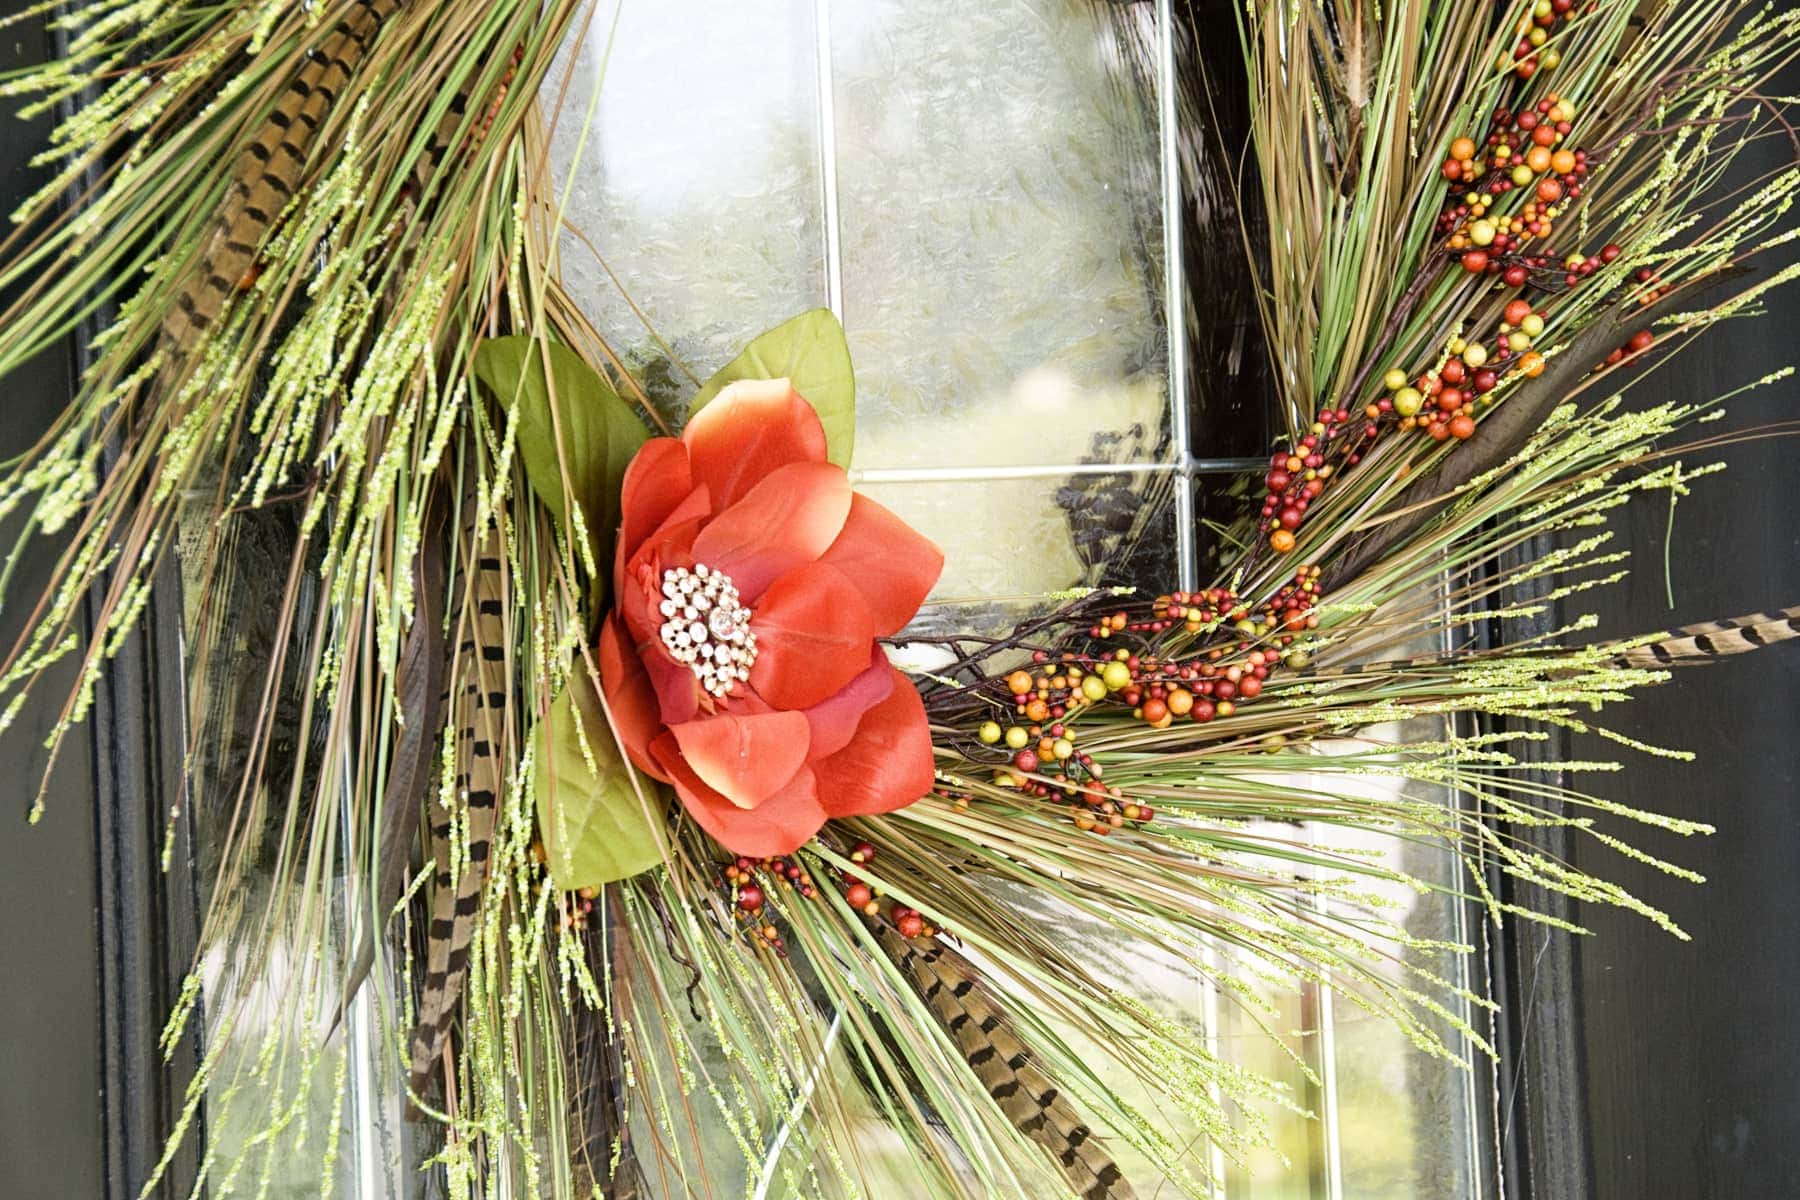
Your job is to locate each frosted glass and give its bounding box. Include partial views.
[864,470,1179,606]
[830,0,1171,468]
[547,0,828,422]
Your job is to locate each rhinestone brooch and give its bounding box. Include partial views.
[657,563,756,698]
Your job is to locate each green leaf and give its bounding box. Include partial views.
[473,336,647,563]
[689,308,856,468]
[533,668,667,888]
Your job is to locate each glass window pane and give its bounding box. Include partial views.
[548,0,828,419]
[1312,729,1482,1199]
[859,468,1179,603]
[830,0,1171,469]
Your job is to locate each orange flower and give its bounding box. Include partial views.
[598,379,944,856]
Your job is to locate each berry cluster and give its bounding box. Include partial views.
[969,578,1323,834]
[1258,414,1371,554]
[723,853,820,951]
[716,841,943,948]
[1384,298,1551,442]
[1499,0,1577,78]
[839,843,937,939]
[1439,96,1586,275]
[1599,327,1657,371]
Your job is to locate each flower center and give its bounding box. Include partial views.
[657,563,756,698]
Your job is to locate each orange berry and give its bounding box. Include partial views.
[1006,670,1033,695]
[1270,529,1297,554]
[1520,351,1546,377]
[1450,136,1478,161]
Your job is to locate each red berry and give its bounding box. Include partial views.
[1504,298,1533,326]
[897,913,925,938]
[846,883,873,908]
[1504,265,1529,288]
[737,884,765,913]
[1462,249,1489,273]
[1628,329,1654,353]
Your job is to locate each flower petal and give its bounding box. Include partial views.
[747,561,876,710]
[617,438,694,566]
[654,733,825,856]
[618,488,711,645]
[801,645,894,759]
[691,462,851,601]
[683,379,829,509]
[817,494,944,636]
[813,666,934,817]
[642,648,700,728]
[597,615,667,779]
[668,710,811,810]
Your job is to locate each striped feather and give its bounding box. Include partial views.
[1613,605,1800,668]
[158,0,404,387]
[1308,604,1800,680]
[408,502,509,1102]
[873,922,1139,1200]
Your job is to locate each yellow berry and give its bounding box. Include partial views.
[978,721,1002,744]
[1004,725,1030,750]
[1520,313,1545,337]
[1081,674,1108,702]
[1393,386,1425,417]
[1101,661,1132,692]
[1462,342,1489,368]
[1383,368,1409,391]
